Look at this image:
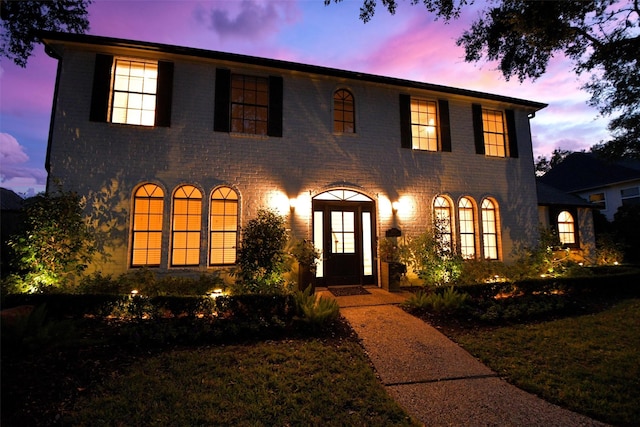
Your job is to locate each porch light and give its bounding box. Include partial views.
[289,197,297,211]
[392,201,400,212]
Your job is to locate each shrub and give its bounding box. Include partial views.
[234,209,289,294]
[293,286,339,329]
[403,287,469,314]
[404,229,463,287]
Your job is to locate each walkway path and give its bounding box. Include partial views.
[317,287,608,427]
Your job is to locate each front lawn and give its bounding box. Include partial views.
[445,299,640,426]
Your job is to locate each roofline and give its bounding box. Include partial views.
[39,31,548,111]
[568,177,640,194]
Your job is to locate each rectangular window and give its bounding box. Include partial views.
[331,211,355,254]
[621,187,640,206]
[230,74,269,135]
[482,109,506,157]
[110,58,158,126]
[411,98,438,151]
[589,193,606,210]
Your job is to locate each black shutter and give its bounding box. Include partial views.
[268,76,283,137]
[155,61,174,127]
[89,54,113,122]
[399,94,411,149]
[472,103,485,155]
[214,68,231,132]
[505,109,518,158]
[438,99,451,152]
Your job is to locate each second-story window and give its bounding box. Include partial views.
[214,69,283,137]
[231,74,269,135]
[411,99,438,151]
[90,54,173,127]
[333,89,355,133]
[110,59,158,126]
[472,104,519,158]
[400,95,451,152]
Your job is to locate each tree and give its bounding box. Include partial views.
[535,148,572,176]
[1,0,92,67]
[327,0,639,160]
[6,189,95,293]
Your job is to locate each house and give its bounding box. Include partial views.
[539,152,640,221]
[40,31,547,286]
[536,181,595,261]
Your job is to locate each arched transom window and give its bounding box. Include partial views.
[131,183,164,267]
[333,89,355,133]
[210,186,239,265]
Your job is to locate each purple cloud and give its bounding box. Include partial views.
[196,0,300,41]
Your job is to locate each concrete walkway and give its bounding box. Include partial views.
[317,286,608,427]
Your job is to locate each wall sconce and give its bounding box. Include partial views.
[289,197,297,211]
[392,201,400,213]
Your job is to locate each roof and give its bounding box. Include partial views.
[538,152,640,193]
[39,31,547,111]
[536,181,593,207]
[0,188,24,211]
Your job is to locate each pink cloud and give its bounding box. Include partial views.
[0,133,29,164]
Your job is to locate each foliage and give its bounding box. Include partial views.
[611,205,640,264]
[289,238,320,273]
[1,0,92,67]
[594,234,624,266]
[329,0,640,161]
[457,258,509,285]
[534,148,573,177]
[403,226,463,287]
[293,286,339,329]
[403,287,469,314]
[6,188,96,293]
[234,209,290,294]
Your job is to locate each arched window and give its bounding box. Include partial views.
[481,198,499,260]
[557,211,576,245]
[458,197,476,259]
[333,89,355,133]
[131,183,164,267]
[171,185,202,266]
[210,186,239,265]
[434,196,453,254]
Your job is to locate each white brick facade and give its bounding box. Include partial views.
[43,33,546,283]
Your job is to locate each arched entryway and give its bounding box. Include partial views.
[312,189,376,286]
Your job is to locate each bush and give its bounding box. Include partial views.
[234,209,289,294]
[403,287,469,314]
[293,286,339,329]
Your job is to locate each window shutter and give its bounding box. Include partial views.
[438,99,452,152]
[399,94,411,149]
[505,109,519,158]
[89,54,113,122]
[155,61,174,127]
[214,68,231,132]
[268,76,283,137]
[472,103,485,155]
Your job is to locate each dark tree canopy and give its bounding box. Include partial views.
[535,148,573,177]
[327,0,639,159]
[0,0,92,67]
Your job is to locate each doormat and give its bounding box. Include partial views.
[329,286,371,297]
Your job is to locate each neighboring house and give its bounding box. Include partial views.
[41,32,547,286]
[536,181,595,261]
[539,152,640,221]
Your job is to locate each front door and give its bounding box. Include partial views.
[313,190,376,286]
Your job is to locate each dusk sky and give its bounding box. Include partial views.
[1,0,610,196]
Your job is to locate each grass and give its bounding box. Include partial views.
[70,339,418,426]
[448,298,640,426]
